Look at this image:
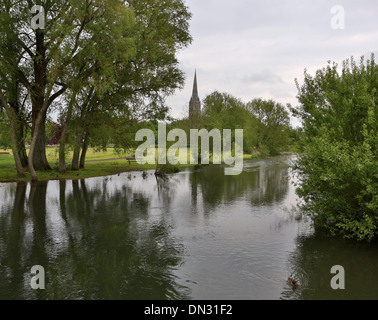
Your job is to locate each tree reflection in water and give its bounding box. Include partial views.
[0,158,292,300]
[190,157,290,213]
[3,157,374,300]
[0,178,189,300]
[281,231,378,300]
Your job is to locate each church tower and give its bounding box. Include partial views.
[189,70,201,118]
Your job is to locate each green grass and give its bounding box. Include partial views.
[0,159,159,183]
[0,149,13,167]
[0,147,256,183]
[0,147,187,182]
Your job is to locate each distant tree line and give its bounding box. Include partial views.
[173,91,298,157]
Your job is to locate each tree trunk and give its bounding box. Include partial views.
[31,108,51,171]
[58,141,67,174]
[71,88,95,172]
[8,83,28,168]
[71,130,83,171]
[58,121,70,173]
[71,88,95,171]
[10,127,26,178]
[28,107,48,182]
[59,94,76,173]
[30,29,51,173]
[16,128,28,169]
[0,101,26,178]
[79,132,89,169]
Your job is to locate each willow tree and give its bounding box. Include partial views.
[0,78,29,178]
[57,0,193,172]
[0,0,136,181]
[0,4,30,177]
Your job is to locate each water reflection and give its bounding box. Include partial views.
[190,157,290,211]
[282,232,378,300]
[0,156,376,300]
[0,179,189,300]
[0,182,29,300]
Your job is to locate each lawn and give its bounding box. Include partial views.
[1,147,127,163]
[0,147,153,182]
[0,147,255,182]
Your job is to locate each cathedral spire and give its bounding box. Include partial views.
[189,70,201,118]
[192,69,199,98]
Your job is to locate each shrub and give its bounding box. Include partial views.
[156,163,180,175]
[292,55,378,241]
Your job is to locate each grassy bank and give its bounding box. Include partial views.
[0,148,168,182]
[0,160,160,183]
[0,147,256,183]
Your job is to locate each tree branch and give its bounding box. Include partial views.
[47,85,67,107]
[16,69,32,93]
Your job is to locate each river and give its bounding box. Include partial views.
[0,155,377,300]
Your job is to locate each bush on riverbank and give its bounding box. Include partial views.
[155,163,181,175]
[293,55,378,241]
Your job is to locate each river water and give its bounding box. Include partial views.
[0,155,377,300]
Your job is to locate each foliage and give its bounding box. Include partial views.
[156,162,181,175]
[184,91,292,156]
[0,0,192,178]
[201,91,257,154]
[292,55,378,241]
[46,118,62,145]
[246,98,291,155]
[59,0,192,169]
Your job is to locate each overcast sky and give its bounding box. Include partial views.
[166,0,378,126]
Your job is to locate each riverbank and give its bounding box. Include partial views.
[0,148,259,183]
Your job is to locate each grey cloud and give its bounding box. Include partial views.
[243,71,284,84]
[167,0,378,119]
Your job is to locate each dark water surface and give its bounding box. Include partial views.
[0,156,377,300]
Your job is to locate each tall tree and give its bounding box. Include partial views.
[0,5,31,176]
[246,98,290,155]
[58,0,192,171]
[0,0,136,181]
[201,91,259,154]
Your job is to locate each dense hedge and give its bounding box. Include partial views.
[292,55,378,241]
